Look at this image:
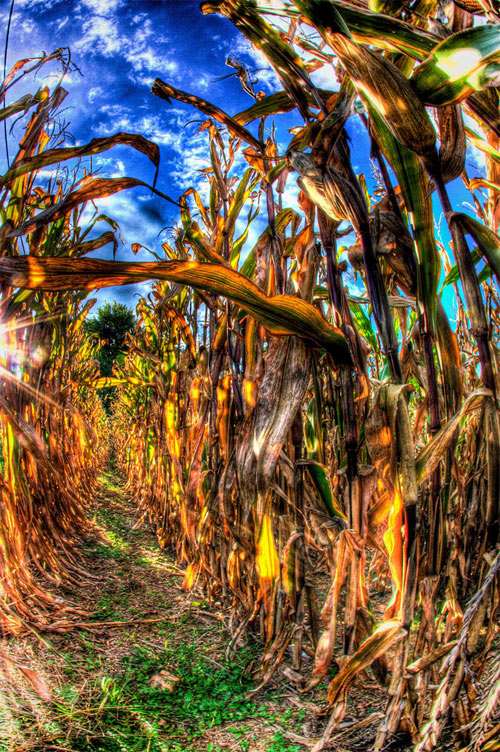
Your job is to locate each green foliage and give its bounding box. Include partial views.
[84,302,136,410]
[84,301,136,377]
[39,644,267,752]
[266,733,302,752]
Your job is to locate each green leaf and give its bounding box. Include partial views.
[348,300,378,352]
[368,107,440,335]
[411,25,500,106]
[306,462,347,520]
[234,91,315,125]
[448,212,500,286]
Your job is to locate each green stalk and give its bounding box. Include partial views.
[433,173,497,399]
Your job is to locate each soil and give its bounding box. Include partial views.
[0,472,324,752]
[0,471,427,752]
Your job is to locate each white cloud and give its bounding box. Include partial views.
[197,76,210,91]
[93,110,212,191]
[11,0,60,7]
[467,144,487,173]
[44,70,78,86]
[78,0,124,14]
[80,188,166,264]
[75,15,121,56]
[88,86,103,104]
[110,159,126,178]
[279,176,301,213]
[128,49,177,76]
[130,74,155,89]
[20,18,35,34]
[463,113,487,174]
[74,10,176,84]
[100,103,124,119]
[310,63,339,91]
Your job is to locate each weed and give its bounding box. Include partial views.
[266,732,303,752]
[90,595,120,621]
[20,643,267,752]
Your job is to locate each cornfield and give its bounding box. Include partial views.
[1,2,500,750]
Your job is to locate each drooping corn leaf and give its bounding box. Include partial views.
[0,92,39,123]
[438,105,466,184]
[448,213,500,285]
[327,622,404,709]
[0,256,352,363]
[293,0,439,172]
[467,88,500,138]
[238,0,437,58]
[61,231,118,259]
[442,248,491,288]
[468,129,500,167]
[152,79,262,152]
[435,298,463,415]
[332,0,437,58]
[201,0,320,119]
[315,620,405,746]
[234,90,332,124]
[8,177,178,237]
[0,133,160,186]
[415,390,491,483]
[367,107,440,335]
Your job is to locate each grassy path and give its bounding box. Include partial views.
[0,473,316,752]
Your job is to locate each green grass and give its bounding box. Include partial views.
[0,474,311,752]
[23,643,268,752]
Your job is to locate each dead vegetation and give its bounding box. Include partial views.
[1,2,500,750]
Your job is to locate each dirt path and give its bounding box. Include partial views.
[0,472,320,752]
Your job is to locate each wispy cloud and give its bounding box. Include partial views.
[78,0,124,14]
[74,9,177,85]
[88,86,103,104]
[74,16,121,56]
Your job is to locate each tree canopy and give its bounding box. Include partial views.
[84,301,136,378]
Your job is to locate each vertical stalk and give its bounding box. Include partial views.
[291,410,305,671]
[317,210,358,479]
[338,144,403,383]
[433,173,497,398]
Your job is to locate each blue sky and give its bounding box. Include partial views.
[2,0,486,314]
[3,0,289,306]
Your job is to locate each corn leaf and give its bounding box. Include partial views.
[449,212,500,285]
[8,178,178,237]
[411,25,500,106]
[293,0,438,171]
[151,78,262,152]
[415,390,491,483]
[0,133,160,186]
[368,107,440,335]
[0,256,352,363]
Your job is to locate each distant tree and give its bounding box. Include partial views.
[84,302,136,378]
